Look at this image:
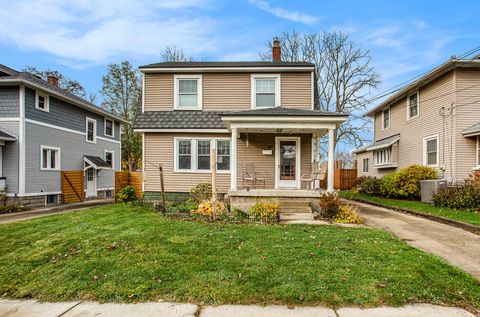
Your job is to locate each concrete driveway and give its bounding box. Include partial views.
[345,199,480,280]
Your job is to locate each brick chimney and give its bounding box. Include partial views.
[272,37,281,63]
[47,74,59,87]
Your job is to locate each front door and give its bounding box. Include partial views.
[85,168,96,198]
[275,137,300,188]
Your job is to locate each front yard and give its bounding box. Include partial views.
[339,191,480,226]
[0,204,479,309]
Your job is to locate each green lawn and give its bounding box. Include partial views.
[339,191,480,227]
[0,204,479,309]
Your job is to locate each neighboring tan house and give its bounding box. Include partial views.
[134,38,347,211]
[354,56,480,182]
[0,64,128,208]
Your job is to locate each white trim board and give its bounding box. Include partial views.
[134,129,228,133]
[140,66,315,73]
[18,84,26,195]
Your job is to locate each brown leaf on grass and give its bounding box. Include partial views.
[108,242,119,250]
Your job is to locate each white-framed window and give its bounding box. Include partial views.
[35,92,49,112]
[382,107,390,130]
[105,150,114,169]
[362,158,369,173]
[251,74,281,109]
[423,134,439,167]
[174,137,231,173]
[374,147,391,166]
[40,145,60,171]
[407,91,419,120]
[174,75,202,110]
[86,117,97,143]
[216,139,230,171]
[104,118,114,137]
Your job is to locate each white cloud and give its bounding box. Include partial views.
[248,0,318,25]
[0,0,217,65]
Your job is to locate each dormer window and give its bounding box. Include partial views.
[174,75,202,110]
[35,92,49,112]
[251,74,280,108]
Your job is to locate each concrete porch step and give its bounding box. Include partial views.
[279,207,312,214]
[280,212,314,221]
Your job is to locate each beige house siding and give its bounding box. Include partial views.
[454,68,480,179]
[143,72,312,111]
[144,132,312,193]
[372,71,455,179]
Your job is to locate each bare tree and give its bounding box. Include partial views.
[261,30,380,153]
[23,66,88,98]
[161,46,193,62]
[100,61,142,171]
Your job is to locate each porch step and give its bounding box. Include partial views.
[279,211,314,221]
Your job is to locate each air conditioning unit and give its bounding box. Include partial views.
[420,179,447,203]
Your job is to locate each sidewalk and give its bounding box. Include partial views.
[0,199,113,224]
[0,299,476,317]
[344,199,480,280]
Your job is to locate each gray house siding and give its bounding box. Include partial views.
[0,121,19,194]
[25,122,120,194]
[0,86,19,117]
[24,87,120,141]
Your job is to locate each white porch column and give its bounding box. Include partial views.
[327,128,335,192]
[230,127,238,191]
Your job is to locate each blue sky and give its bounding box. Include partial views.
[0,0,479,143]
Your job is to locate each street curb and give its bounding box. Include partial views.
[342,198,480,236]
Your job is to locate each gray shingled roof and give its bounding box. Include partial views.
[223,107,346,117]
[134,111,226,129]
[462,122,480,136]
[84,155,111,168]
[0,129,16,141]
[0,65,128,124]
[134,108,346,130]
[140,61,314,69]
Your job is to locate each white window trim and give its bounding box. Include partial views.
[363,157,369,173]
[86,117,97,143]
[381,106,390,130]
[35,91,49,112]
[173,74,203,110]
[475,136,480,170]
[40,145,61,171]
[174,137,231,173]
[104,118,114,138]
[407,91,420,120]
[251,74,281,109]
[105,149,114,170]
[423,134,440,167]
[374,147,392,166]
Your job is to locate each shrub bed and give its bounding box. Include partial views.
[433,183,480,212]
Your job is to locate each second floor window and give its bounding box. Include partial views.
[408,92,419,119]
[174,75,202,110]
[252,74,280,108]
[105,118,114,137]
[382,107,390,130]
[363,158,369,172]
[86,118,97,143]
[374,147,391,165]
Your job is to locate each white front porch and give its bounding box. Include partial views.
[221,110,346,194]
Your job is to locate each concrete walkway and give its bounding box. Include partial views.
[0,299,476,317]
[345,199,480,280]
[0,199,113,225]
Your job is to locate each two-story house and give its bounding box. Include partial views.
[134,38,346,209]
[0,64,128,208]
[354,56,480,182]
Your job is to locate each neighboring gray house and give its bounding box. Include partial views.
[0,64,128,207]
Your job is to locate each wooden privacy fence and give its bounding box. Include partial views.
[115,171,144,199]
[62,171,84,203]
[321,160,358,190]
